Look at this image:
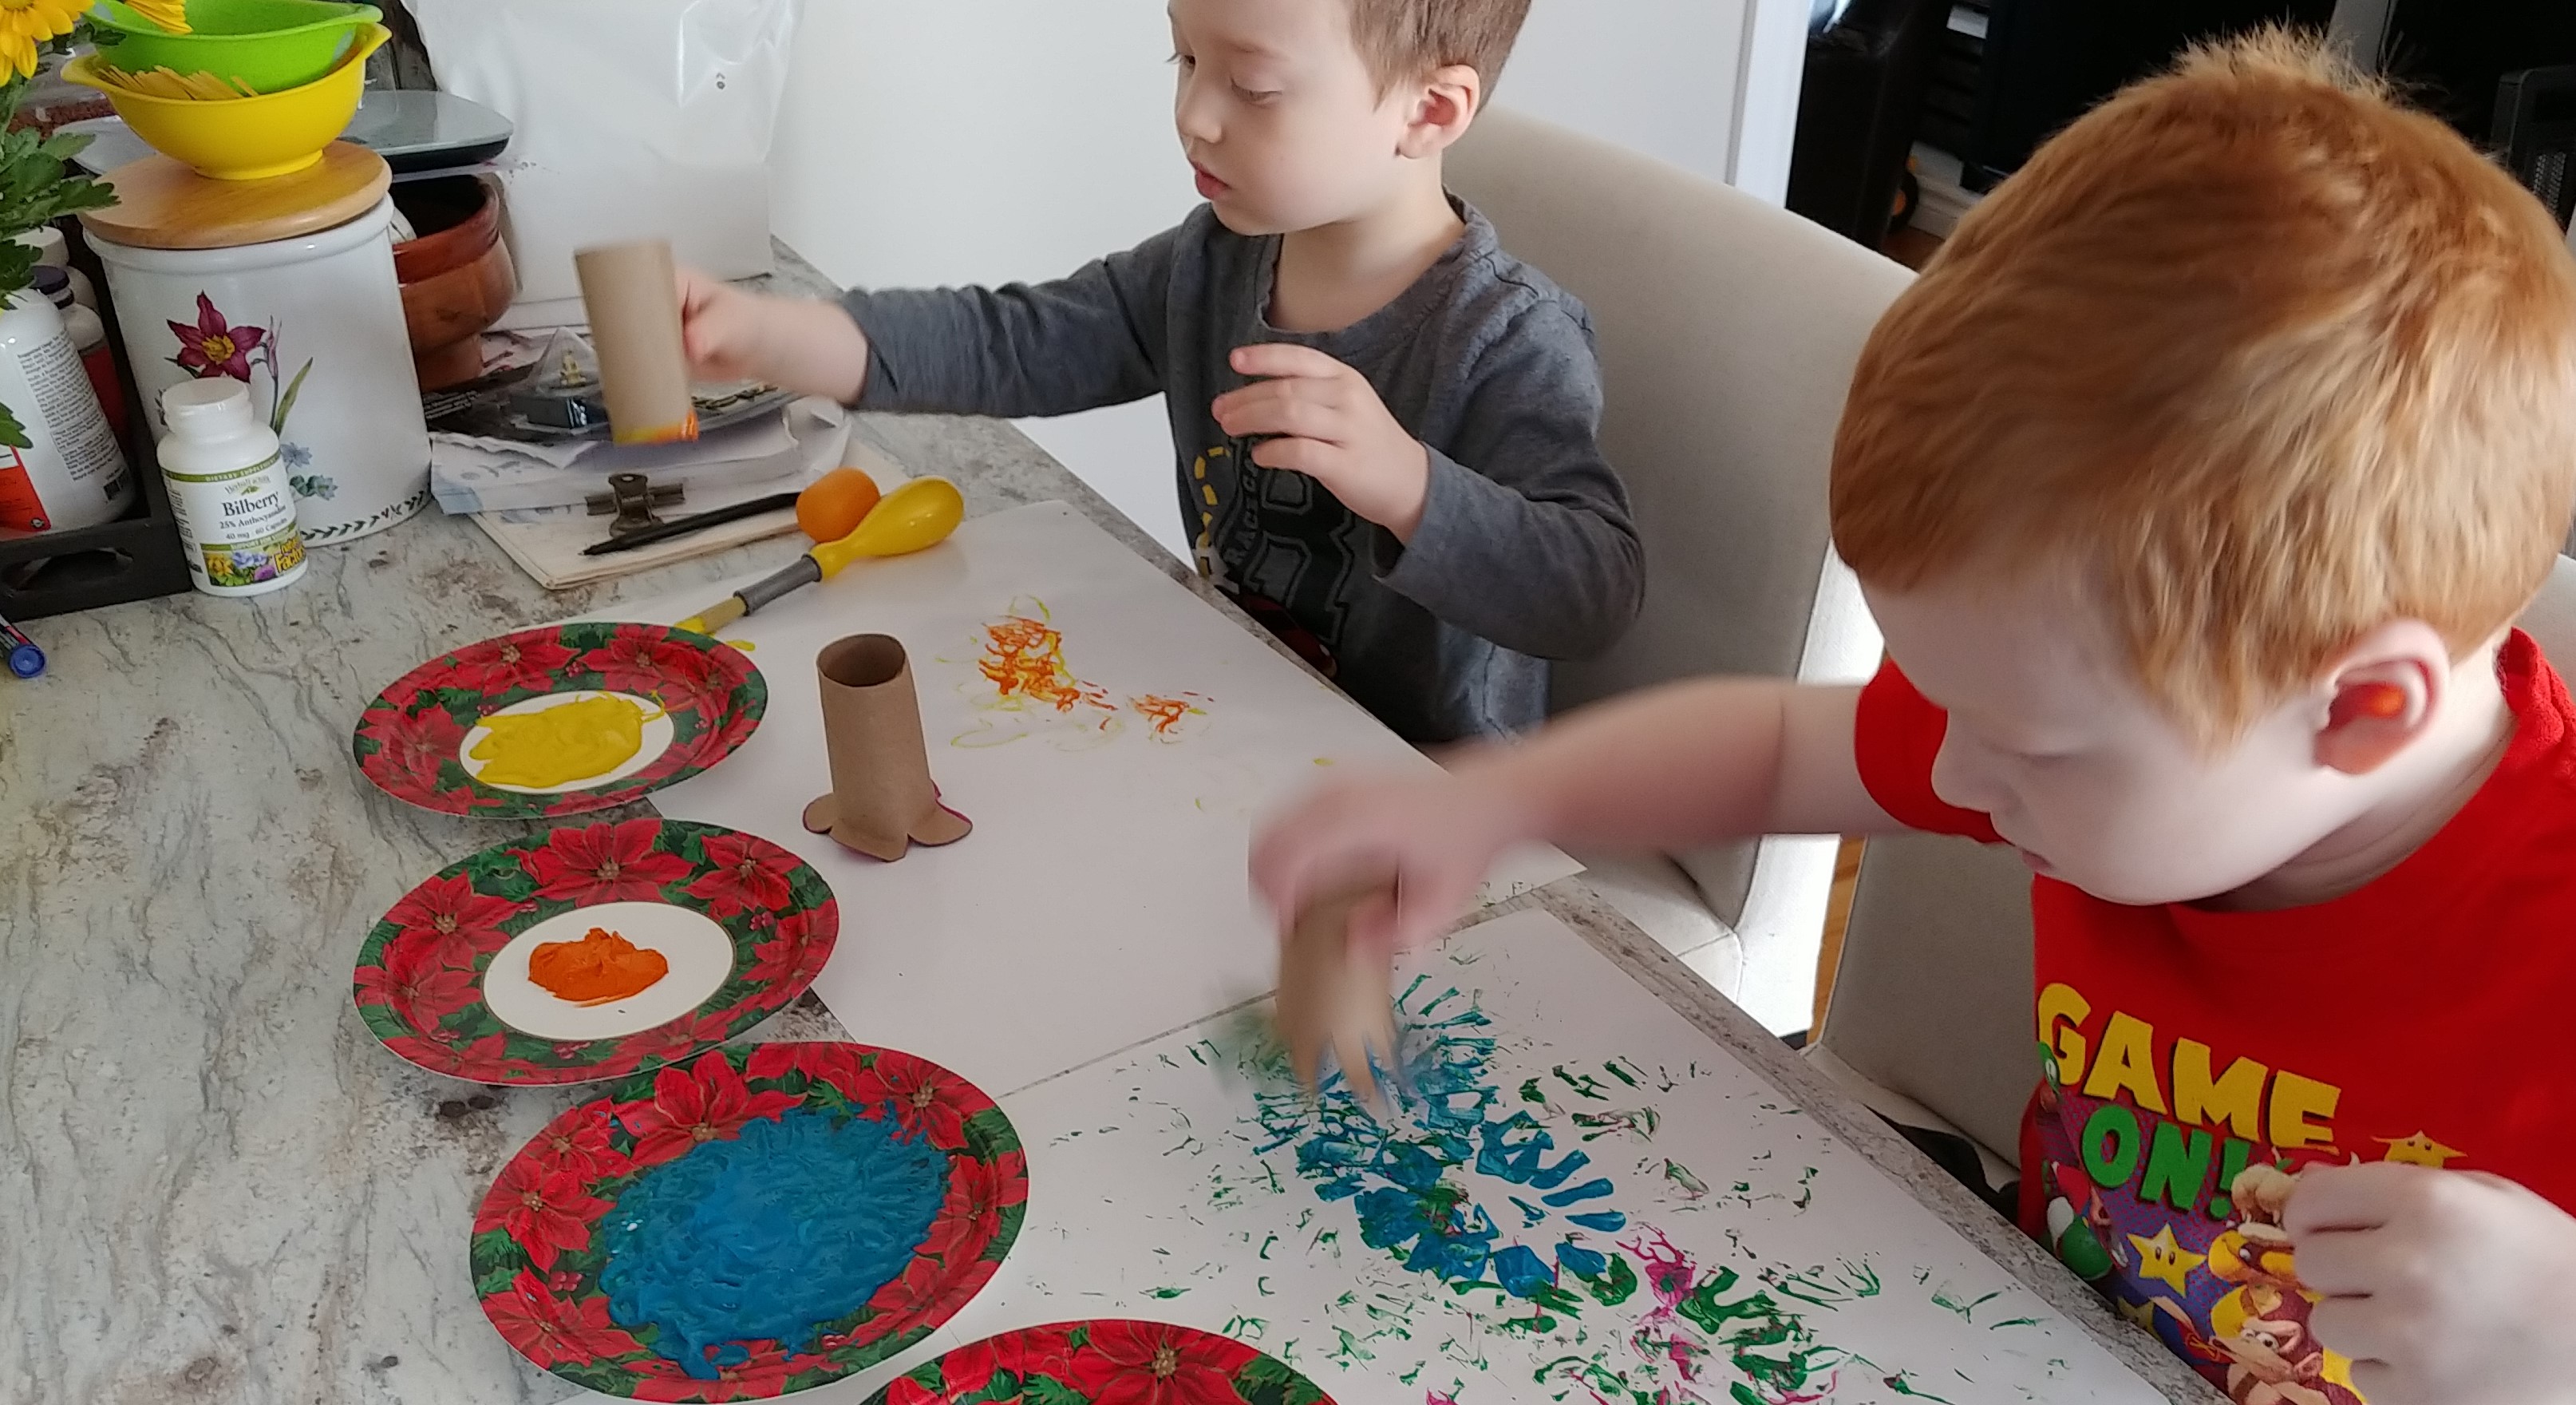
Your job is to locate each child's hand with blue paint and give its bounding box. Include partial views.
[2289,1162,2576,1404]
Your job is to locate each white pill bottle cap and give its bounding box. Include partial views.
[160,377,259,436]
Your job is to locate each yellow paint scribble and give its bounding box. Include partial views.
[725,639,757,652]
[470,694,663,788]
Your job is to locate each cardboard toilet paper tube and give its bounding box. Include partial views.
[574,239,697,445]
[800,635,972,861]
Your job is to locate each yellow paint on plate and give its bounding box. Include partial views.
[725,639,757,652]
[469,695,666,789]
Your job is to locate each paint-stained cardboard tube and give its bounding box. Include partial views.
[801,635,972,861]
[574,239,698,445]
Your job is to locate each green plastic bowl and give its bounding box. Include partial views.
[88,0,381,96]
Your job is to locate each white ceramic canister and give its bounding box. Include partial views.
[0,288,131,532]
[90,197,430,546]
[158,378,306,597]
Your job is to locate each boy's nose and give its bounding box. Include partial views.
[1175,79,1222,144]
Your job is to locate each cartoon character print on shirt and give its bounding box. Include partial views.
[2195,1165,2349,1405]
[2025,985,2450,1404]
[1187,438,1355,679]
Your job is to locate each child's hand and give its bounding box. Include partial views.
[1214,345,1431,540]
[1250,766,1537,956]
[2287,1162,2576,1404]
[674,265,873,403]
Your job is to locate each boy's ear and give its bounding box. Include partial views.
[1397,64,1481,159]
[2312,623,2450,776]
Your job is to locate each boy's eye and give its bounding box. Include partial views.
[1170,51,1195,69]
[1233,83,1279,104]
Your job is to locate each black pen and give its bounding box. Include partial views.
[581,492,802,556]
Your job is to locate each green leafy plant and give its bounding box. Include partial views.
[0,67,120,449]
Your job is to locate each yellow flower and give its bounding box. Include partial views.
[0,0,84,79]
[121,0,191,34]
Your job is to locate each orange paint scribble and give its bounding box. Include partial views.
[1130,692,1209,736]
[978,615,1115,715]
[527,927,668,1006]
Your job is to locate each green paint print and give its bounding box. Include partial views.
[1883,1371,1957,1402]
[1569,1108,1660,1143]
[1661,1160,1711,1201]
[1929,1284,2000,1322]
[1552,1066,1612,1101]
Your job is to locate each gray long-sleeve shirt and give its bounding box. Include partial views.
[842,201,1642,742]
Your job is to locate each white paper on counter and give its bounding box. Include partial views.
[575,501,1582,1094]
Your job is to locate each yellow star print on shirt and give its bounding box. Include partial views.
[2128,1225,2207,1294]
[2116,1296,2162,1328]
[2376,1132,2463,1168]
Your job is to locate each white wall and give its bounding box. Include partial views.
[769,0,1804,556]
[1500,1,1740,192]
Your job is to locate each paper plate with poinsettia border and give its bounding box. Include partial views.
[866,1321,1333,1405]
[353,621,764,817]
[353,818,836,1085]
[472,1043,1028,1401]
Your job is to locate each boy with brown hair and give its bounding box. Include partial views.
[678,0,1642,745]
[1255,32,2576,1404]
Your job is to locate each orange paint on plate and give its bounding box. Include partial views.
[527,927,669,1006]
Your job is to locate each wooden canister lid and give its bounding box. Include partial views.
[80,143,392,251]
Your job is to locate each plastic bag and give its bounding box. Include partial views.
[409,0,801,324]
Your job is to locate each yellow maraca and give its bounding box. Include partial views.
[674,476,965,635]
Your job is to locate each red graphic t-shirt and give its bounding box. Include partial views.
[1852,630,2576,1403]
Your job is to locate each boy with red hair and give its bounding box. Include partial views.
[1256,33,2576,1403]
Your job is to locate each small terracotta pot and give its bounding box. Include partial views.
[801,635,973,861]
[393,176,515,390]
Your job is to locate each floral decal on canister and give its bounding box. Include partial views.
[168,291,332,501]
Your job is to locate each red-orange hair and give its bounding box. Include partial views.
[1831,30,2576,743]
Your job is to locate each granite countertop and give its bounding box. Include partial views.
[0,247,2212,1404]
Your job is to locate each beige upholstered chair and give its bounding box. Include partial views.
[1449,106,1911,1034]
[1809,555,2576,1186]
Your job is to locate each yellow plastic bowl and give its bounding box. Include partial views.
[65,24,390,181]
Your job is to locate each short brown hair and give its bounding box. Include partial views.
[1344,0,1532,96]
[1831,29,2576,745]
